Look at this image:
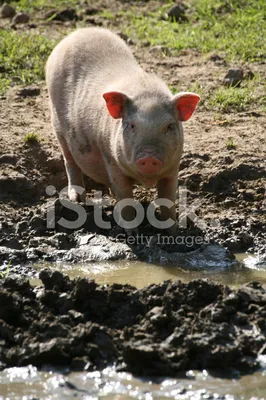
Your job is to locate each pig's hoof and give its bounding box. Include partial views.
[68,187,86,203]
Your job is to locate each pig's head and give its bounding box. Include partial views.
[103,90,200,187]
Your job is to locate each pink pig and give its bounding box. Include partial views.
[46,28,200,232]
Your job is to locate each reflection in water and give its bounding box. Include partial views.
[1,364,266,399]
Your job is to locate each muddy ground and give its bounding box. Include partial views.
[1,269,266,376]
[0,0,265,378]
[0,1,265,269]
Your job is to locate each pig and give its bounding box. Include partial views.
[45,27,200,233]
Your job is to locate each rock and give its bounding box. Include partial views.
[15,220,29,235]
[12,11,30,25]
[46,154,64,173]
[1,3,16,18]
[223,68,244,87]
[0,169,35,200]
[0,238,23,250]
[64,234,137,263]
[45,8,78,22]
[149,45,171,56]
[0,246,26,264]
[168,3,188,22]
[17,86,40,97]
[0,154,18,165]
[84,7,98,16]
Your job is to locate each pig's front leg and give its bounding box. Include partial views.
[58,134,86,202]
[157,176,178,236]
[108,167,137,233]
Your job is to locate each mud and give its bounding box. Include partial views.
[0,269,266,377]
[0,1,265,268]
[0,0,266,385]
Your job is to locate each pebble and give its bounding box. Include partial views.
[223,68,244,87]
[168,3,188,22]
[149,45,171,56]
[12,11,30,25]
[1,3,16,18]
[17,86,40,97]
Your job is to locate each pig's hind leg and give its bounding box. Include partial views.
[57,134,86,202]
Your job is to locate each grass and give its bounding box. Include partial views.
[23,132,41,144]
[123,0,266,62]
[226,137,236,150]
[0,30,55,94]
[0,0,266,96]
[208,86,254,112]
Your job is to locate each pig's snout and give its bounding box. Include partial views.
[136,156,162,176]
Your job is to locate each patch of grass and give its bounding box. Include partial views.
[0,30,55,94]
[99,10,116,20]
[9,0,81,12]
[226,137,236,150]
[123,0,266,61]
[208,86,254,112]
[23,132,41,144]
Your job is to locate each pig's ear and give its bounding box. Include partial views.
[103,91,128,119]
[173,92,200,122]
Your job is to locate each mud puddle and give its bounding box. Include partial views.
[1,363,266,400]
[31,253,266,289]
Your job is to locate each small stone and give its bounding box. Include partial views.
[45,8,78,22]
[223,68,244,87]
[15,221,29,235]
[209,53,224,62]
[84,7,98,16]
[12,11,30,25]
[149,45,171,56]
[168,3,187,22]
[0,154,18,165]
[17,86,40,97]
[1,3,16,18]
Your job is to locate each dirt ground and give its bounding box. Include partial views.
[1,269,266,375]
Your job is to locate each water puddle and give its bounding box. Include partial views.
[1,363,266,400]
[32,253,266,289]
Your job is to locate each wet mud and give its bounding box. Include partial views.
[0,269,266,377]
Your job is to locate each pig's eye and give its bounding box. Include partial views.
[166,123,175,133]
[125,122,135,131]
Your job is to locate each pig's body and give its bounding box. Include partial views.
[46,27,199,231]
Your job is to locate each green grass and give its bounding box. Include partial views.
[0,30,55,94]
[208,86,254,112]
[226,137,236,150]
[0,0,266,96]
[23,132,41,144]
[123,0,266,61]
[207,73,265,112]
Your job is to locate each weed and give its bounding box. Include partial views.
[23,132,41,144]
[226,137,236,150]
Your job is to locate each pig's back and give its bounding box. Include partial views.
[46,27,140,98]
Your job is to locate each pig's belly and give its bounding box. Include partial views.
[72,150,110,186]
